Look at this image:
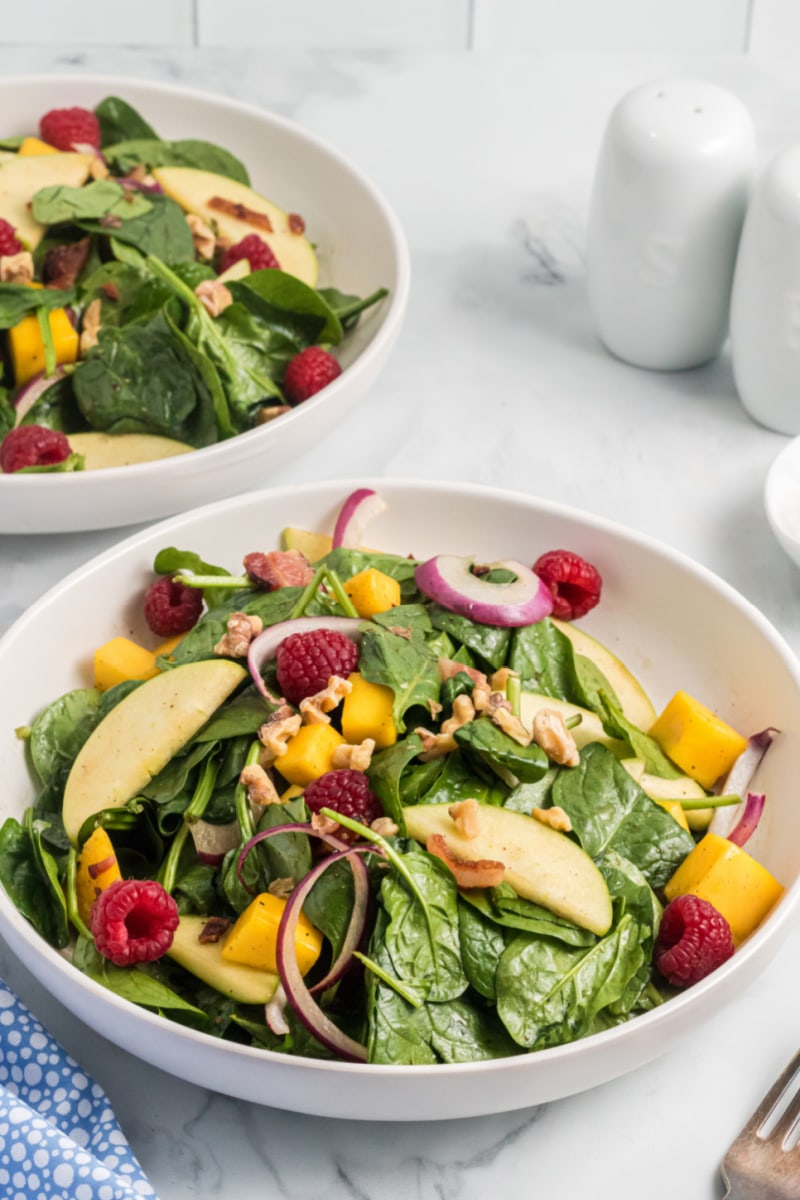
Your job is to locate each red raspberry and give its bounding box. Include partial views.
[275,628,359,704]
[654,894,735,988]
[282,347,342,404]
[304,769,384,837]
[0,425,71,473]
[219,234,280,273]
[533,549,603,621]
[0,219,23,257]
[143,576,204,637]
[90,878,179,967]
[39,106,101,151]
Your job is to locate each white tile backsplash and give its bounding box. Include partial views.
[748,0,800,55]
[2,0,195,46]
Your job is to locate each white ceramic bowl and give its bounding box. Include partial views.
[765,435,800,568]
[0,77,409,534]
[1,479,798,1120]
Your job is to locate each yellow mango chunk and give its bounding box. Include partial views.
[9,307,79,385]
[343,567,401,618]
[649,691,748,789]
[18,136,59,157]
[276,724,344,786]
[75,827,122,925]
[153,635,183,663]
[665,832,784,945]
[654,798,690,833]
[341,672,397,749]
[221,892,322,975]
[280,784,305,803]
[93,636,159,691]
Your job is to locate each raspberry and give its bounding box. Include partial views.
[533,549,603,620]
[304,769,384,837]
[143,576,204,637]
[39,106,101,152]
[90,878,179,967]
[219,234,280,274]
[275,628,359,704]
[282,347,342,404]
[0,219,23,257]
[0,425,71,473]
[654,894,735,988]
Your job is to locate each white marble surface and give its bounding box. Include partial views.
[2,47,800,1200]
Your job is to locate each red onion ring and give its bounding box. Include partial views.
[415,554,554,627]
[709,728,778,838]
[236,821,350,891]
[247,616,364,699]
[13,367,67,426]
[726,792,766,848]
[265,984,290,1035]
[332,488,387,549]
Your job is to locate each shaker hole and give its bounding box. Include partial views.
[694,107,703,114]
[656,91,665,98]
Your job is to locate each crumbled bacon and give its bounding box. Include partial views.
[209,195,273,232]
[288,213,305,234]
[244,549,314,591]
[198,916,231,944]
[87,855,116,880]
[437,657,488,688]
[426,833,505,889]
[43,237,90,290]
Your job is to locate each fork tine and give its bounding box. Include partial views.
[741,1050,800,1143]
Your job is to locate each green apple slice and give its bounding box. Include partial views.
[0,152,94,248]
[67,431,193,470]
[552,618,657,731]
[167,915,279,1004]
[151,165,318,287]
[63,659,246,843]
[403,803,612,935]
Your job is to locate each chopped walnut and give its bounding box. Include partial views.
[371,816,399,837]
[268,876,295,900]
[332,737,376,772]
[472,682,492,713]
[214,611,264,658]
[440,693,476,736]
[427,833,505,889]
[490,666,519,692]
[198,916,231,944]
[0,251,33,284]
[254,404,292,425]
[531,709,580,767]
[187,213,217,260]
[240,763,281,807]
[491,704,533,747]
[414,727,457,761]
[427,698,444,719]
[438,657,488,688]
[448,798,481,839]
[79,298,103,355]
[195,278,232,317]
[258,709,302,764]
[532,805,573,832]
[311,811,340,837]
[299,674,352,725]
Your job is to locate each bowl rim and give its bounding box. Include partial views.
[1,476,798,1088]
[0,73,411,491]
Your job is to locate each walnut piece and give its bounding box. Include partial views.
[268,877,295,900]
[531,805,573,832]
[187,213,217,260]
[311,812,340,837]
[79,298,103,355]
[371,816,399,837]
[195,278,232,317]
[332,737,376,772]
[299,674,352,725]
[490,704,533,747]
[414,726,457,761]
[489,666,519,692]
[258,709,302,764]
[0,251,33,284]
[448,798,481,839]
[531,709,580,767]
[239,763,281,807]
[440,693,476,736]
[214,611,264,658]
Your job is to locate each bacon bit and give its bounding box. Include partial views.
[99,214,122,229]
[198,916,231,944]
[253,404,291,425]
[100,281,120,302]
[244,549,313,590]
[448,798,480,839]
[438,657,488,688]
[299,674,352,725]
[531,805,573,832]
[268,877,294,900]
[240,763,282,806]
[43,237,90,290]
[214,611,264,658]
[288,212,305,234]
[426,833,505,889]
[87,854,117,880]
[531,709,579,767]
[209,195,273,233]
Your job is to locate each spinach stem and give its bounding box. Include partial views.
[333,287,389,322]
[325,568,359,618]
[66,847,92,941]
[680,793,740,810]
[289,564,328,619]
[235,739,262,843]
[160,757,219,894]
[353,951,425,1008]
[506,674,521,719]
[36,306,56,377]
[179,573,251,590]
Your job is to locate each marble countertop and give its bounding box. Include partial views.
[1,46,800,1200]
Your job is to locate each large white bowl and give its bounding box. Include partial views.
[0,77,409,534]
[0,479,798,1120]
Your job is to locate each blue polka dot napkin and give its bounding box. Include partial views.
[0,980,158,1199]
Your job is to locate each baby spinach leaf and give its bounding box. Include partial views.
[598,851,662,1016]
[167,587,299,666]
[371,604,433,639]
[29,687,101,791]
[365,910,437,1065]
[103,137,249,184]
[231,269,341,345]
[428,605,510,671]
[503,768,558,813]
[553,743,695,888]
[26,812,69,948]
[454,716,549,783]
[165,310,234,440]
[460,885,596,947]
[457,900,507,999]
[509,618,574,697]
[32,180,152,225]
[253,796,312,887]
[95,96,159,145]
[141,740,215,805]
[428,996,521,1063]
[0,284,74,329]
[78,194,195,262]
[73,937,207,1015]
[18,374,87,434]
[415,750,507,808]
[0,816,68,948]
[359,625,441,732]
[302,855,355,958]
[195,692,275,742]
[598,691,683,779]
[367,734,425,828]
[317,285,389,331]
[321,547,420,586]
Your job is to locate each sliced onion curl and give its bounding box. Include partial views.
[332,487,386,549]
[247,616,365,699]
[726,792,766,848]
[13,367,67,426]
[265,984,291,1036]
[189,818,241,866]
[709,727,779,839]
[415,554,554,627]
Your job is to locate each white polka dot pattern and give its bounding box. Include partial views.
[0,982,157,1199]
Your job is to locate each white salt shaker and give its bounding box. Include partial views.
[730,147,800,434]
[586,79,756,370]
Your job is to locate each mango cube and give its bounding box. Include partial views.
[18,136,59,157]
[93,636,159,691]
[341,672,397,748]
[649,691,748,789]
[9,307,79,385]
[343,567,401,618]
[75,826,121,924]
[221,891,322,975]
[664,832,784,945]
[276,723,344,786]
[654,798,690,833]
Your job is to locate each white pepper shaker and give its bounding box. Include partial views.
[730,147,800,434]
[586,79,756,370]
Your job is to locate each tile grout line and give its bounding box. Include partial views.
[467,0,476,50]
[743,0,755,53]
[192,0,200,48]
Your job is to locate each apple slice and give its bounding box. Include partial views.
[403,803,612,935]
[0,152,94,248]
[67,431,193,470]
[552,618,657,730]
[281,526,333,563]
[151,165,318,287]
[63,659,246,843]
[167,914,278,1004]
[519,692,628,756]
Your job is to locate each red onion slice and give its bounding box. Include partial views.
[726,792,766,848]
[709,728,778,839]
[415,554,554,627]
[237,821,350,891]
[265,984,291,1035]
[189,818,241,866]
[247,616,364,699]
[13,367,67,426]
[332,488,386,549]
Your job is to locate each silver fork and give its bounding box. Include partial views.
[721,1050,800,1198]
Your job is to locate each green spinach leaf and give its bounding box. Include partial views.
[32,180,152,225]
[454,716,549,783]
[359,626,440,732]
[103,137,249,184]
[428,605,510,671]
[95,96,158,145]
